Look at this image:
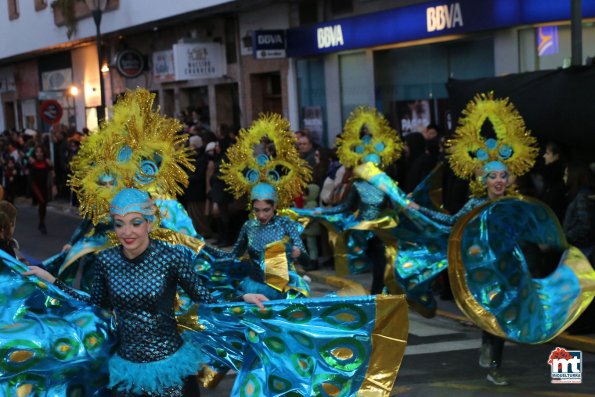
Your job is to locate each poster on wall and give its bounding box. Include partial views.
[41,68,72,91]
[173,43,226,81]
[537,26,559,57]
[394,99,432,135]
[153,50,175,82]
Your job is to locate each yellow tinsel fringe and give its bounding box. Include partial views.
[336,106,403,169]
[219,113,311,209]
[69,88,193,224]
[446,92,538,190]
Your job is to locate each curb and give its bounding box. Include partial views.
[311,273,595,354]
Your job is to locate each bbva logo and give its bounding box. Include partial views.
[426,2,464,32]
[317,24,344,49]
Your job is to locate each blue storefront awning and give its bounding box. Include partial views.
[286,0,595,58]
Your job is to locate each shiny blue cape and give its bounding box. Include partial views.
[449,198,595,343]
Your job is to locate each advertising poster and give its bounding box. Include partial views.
[395,99,431,135]
[302,106,323,144]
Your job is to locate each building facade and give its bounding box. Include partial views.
[1,0,595,146]
[287,0,595,146]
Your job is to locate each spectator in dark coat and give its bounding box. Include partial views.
[563,163,595,257]
[539,141,567,222]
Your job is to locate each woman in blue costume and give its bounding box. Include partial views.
[194,114,410,396]
[407,93,595,385]
[43,89,204,291]
[293,107,410,294]
[25,187,268,396]
[408,160,514,385]
[204,114,313,300]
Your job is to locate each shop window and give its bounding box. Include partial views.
[35,0,47,11]
[339,52,367,124]
[330,0,352,15]
[299,0,318,25]
[8,0,19,20]
[296,58,327,145]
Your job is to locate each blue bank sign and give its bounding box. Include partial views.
[253,30,286,59]
[287,0,595,57]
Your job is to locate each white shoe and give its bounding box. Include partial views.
[486,368,509,386]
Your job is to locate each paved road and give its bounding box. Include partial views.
[12,200,595,396]
[13,199,81,260]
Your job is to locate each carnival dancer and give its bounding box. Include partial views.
[204,113,312,299]
[293,106,409,294]
[24,187,268,396]
[44,89,203,291]
[407,92,595,385]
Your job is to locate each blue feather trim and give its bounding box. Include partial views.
[108,333,203,394]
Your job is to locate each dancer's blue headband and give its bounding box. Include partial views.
[482,161,509,184]
[110,188,156,221]
[250,182,277,203]
[483,161,508,175]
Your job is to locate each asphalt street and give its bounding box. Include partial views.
[11,199,595,397]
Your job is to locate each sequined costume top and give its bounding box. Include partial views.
[55,239,213,363]
[205,215,310,298]
[206,216,304,265]
[322,180,388,220]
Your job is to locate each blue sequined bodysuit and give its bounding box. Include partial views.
[323,180,387,220]
[54,239,213,395]
[205,216,310,299]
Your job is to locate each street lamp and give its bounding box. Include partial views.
[85,0,109,124]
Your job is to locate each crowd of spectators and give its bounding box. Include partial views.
[0,124,83,232]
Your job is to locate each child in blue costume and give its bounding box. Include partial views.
[206,182,310,299]
[204,114,312,300]
[25,188,268,396]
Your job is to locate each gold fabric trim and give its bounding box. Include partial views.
[197,364,228,389]
[150,229,206,253]
[357,294,409,396]
[264,239,290,292]
[58,242,112,275]
[551,246,595,341]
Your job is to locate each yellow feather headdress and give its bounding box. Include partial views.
[69,88,193,224]
[446,92,538,197]
[219,113,311,209]
[336,106,403,169]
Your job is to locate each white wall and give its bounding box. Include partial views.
[0,0,234,60]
